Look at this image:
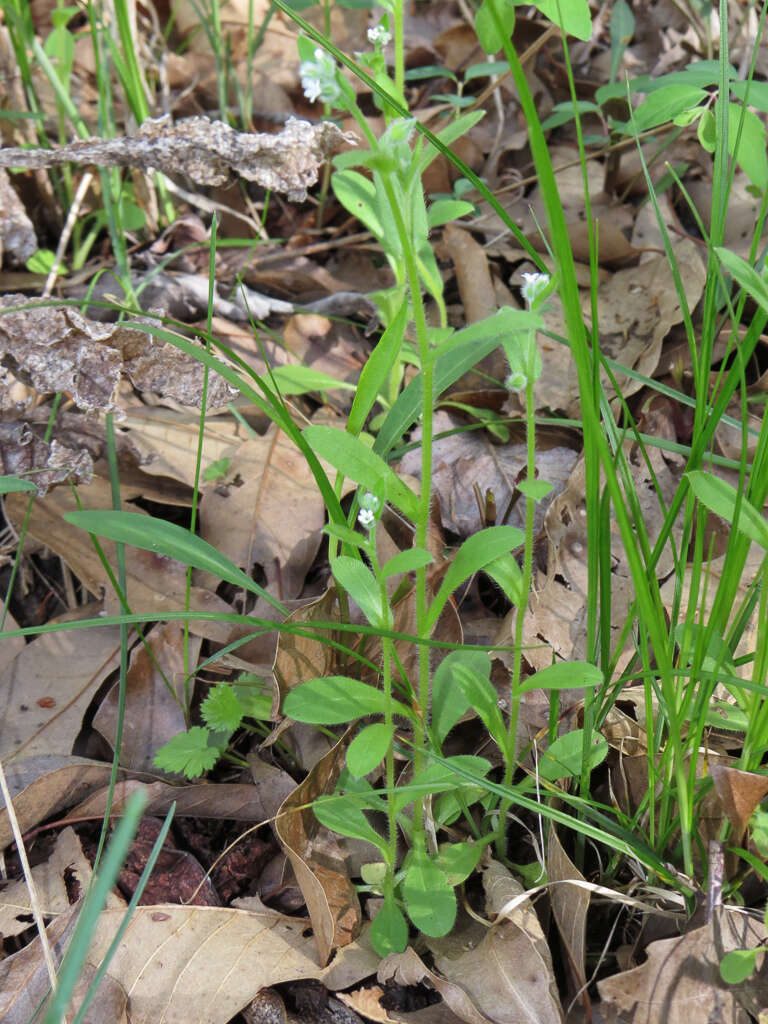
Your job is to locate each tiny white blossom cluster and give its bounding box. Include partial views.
[358,492,382,531]
[520,272,550,309]
[367,24,392,46]
[300,47,341,105]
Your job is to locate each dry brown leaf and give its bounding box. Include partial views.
[419,861,563,1024]
[0,755,119,849]
[0,598,26,661]
[200,426,325,599]
[0,827,117,938]
[0,607,123,762]
[83,903,377,1024]
[336,985,401,1023]
[400,410,578,539]
[547,827,589,995]
[597,905,768,1024]
[0,167,36,266]
[710,766,768,842]
[272,587,342,713]
[0,296,234,415]
[118,406,251,489]
[93,621,196,773]
[0,905,80,1022]
[0,420,93,496]
[444,223,497,326]
[584,238,706,404]
[0,117,352,201]
[67,769,295,824]
[275,730,362,965]
[379,946,493,1024]
[504,439,684,675]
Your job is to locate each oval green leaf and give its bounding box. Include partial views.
[282,676,391,724]
[519,661,604,694]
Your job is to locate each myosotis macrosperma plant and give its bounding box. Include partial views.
[2,0,767,966]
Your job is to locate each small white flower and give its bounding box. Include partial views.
[520,272,550,309]
[358,508,376,529]
[300,47,341,106]
[367,24,392,46]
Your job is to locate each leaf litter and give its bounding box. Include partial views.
[0,2,767,1023]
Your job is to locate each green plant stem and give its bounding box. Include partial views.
[393,0,405,100]
[378,171,433,841]
[497,372,536,856]
[370,540,399,891]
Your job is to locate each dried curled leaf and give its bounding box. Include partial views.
[0,296,235,416]
[0,422,93,496]
[0,167,36,266]
[0,116,353,201]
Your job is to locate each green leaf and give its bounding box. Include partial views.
[426,526,524,631]
[537,729,608,782]
[331,170,386,240]
[629,85,707,132]
[517,478,553,501]
[347,722,394,776]
[153,727,222,778]
[236,686,273,721]
[698,107,717,151]
[727,102,768,190]
[720,948,758,984]
[324,523,370,554]
[715,247,768,312]
[483,552,524,606]
[203,457,231,482]
[540,100,601,131]
[348,299,408,437]
[427,199,475,228]
[283,676,402,724]
[519,661,604,694]
[609,0,634,82]
[452,655,506,748]
[432,651,476,744]
[403,850,456,937]
[705,700,749,733]
[304,425,419,520]
[63,510,287,615]
[26,249,60,274]
[393,755,492,815]
[370,895,409,956]
[464,60,508,81]
[475,0,516,54]
[331,555,387,628]
[375,307,540,457]
[416,110,486,176]
[527,0,592,40]
[313,796,388,856]
[686,471,768,551]
[201,684,243,732]
[437,842,483,885]
[0,475,37,495]
[268,364,355,396]
[381,547,434,577]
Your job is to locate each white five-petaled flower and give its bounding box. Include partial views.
[300,47,341,105]
[520,272,550,309]
[367,24,392,46]
[358,491,382,531]
[358,508,376,530]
